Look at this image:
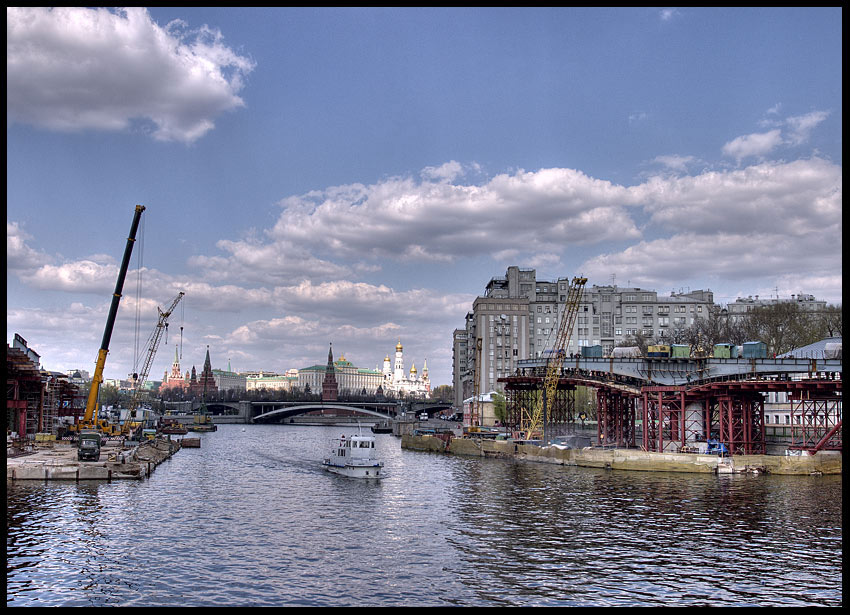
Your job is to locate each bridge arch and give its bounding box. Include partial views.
[252,403,394,424]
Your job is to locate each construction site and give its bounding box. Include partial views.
[6,205,205,481]
[407,277,842,475]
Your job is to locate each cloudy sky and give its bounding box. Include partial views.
[7,7,842,387]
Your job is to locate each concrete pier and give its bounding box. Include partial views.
[7,435,184,481]
[401,434,841,475]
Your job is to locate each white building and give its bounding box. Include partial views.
[381,340,431,398]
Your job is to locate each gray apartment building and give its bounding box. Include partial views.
[452,266,717,408]
[726,293,827,323]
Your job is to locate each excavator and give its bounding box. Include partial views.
[69,205,145,437]
[515,276,588,442]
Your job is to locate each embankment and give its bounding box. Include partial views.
[401,434,841,475]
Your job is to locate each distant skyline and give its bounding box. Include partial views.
[7,7,842,386]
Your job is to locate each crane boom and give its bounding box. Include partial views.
[522,276,587,441]
[73,205,145,434]
[122,291,184,434]
[469,338,483,431]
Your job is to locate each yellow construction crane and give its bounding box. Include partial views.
[468,338,483,432]
[70,205,145,436]
[121,291,185,435]
[518,276,587,441]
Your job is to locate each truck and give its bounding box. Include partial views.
[77,431,102,461]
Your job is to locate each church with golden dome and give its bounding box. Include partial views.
[381,339,430,398]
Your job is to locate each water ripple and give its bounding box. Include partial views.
[7,425,843,606]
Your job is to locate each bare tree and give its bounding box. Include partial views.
[738,303,827,355]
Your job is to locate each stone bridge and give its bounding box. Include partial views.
[164,399,454,424]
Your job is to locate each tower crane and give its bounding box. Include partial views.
[121,291,185,435]
[70,205,145,436]
[518,276,587,442]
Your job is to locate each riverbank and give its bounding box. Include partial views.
[401,434,841,475]
[7,435,184,481]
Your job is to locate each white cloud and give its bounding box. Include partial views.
[651,155,695,172]
[632,158,842,236]
[580,231,837,291]
[659,8,681,21]
[420,160,465,182]
[6,7,255,143]
[580,158,842,299]
[784,110,830,146]
[721,129,783,162]
[7,222,50,272]
[183,164,642,284]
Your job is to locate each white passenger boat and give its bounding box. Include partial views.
[322,429,384,478]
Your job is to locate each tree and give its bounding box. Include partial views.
[491,392,507,424]
[819,304,843,338]
[618,331,650,355]
[431,384,453,401]
[738,303,827,355]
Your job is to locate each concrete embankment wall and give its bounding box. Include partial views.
[8,436,182,481]
[400,435,841,475]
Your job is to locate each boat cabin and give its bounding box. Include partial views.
[335,435,376,459]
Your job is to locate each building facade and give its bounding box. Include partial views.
[726,293,828,323]
[452,266,716,406]
[212,359,247,392]
[297,350,384,396]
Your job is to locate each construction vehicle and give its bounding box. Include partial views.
[69,205,145,436]
[77,431,102,461]
[121,291,185,436]
[515,276,588,442]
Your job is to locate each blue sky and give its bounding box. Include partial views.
[7,7,842,387]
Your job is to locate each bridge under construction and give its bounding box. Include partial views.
[499,355,842,456]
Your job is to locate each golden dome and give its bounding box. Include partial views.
[396,339,403,351]
[410,363,417,373]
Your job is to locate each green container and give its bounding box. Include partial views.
[671,344,691,358]
[713,343,735,358]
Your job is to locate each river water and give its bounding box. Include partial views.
[6,424,843,606]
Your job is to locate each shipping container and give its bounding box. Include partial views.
[742,341,767,358]
[611,346,641,358]
[581,345,603,358]
[671,344,691,358]
[713,343,737,359]
[647,345,671,357]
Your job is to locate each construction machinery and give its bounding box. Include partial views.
[69,205,145,436]
[467,338,483,433]
[516,276,588,442]
[121,291,185,435]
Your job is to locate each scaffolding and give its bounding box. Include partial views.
[597,388,638,448]
[788,383,842,453]
[6,345,43,437]
[503,373,576,439]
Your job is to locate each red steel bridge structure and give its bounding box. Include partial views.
[499,360,841,456]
